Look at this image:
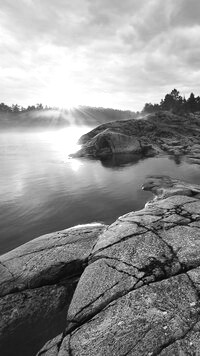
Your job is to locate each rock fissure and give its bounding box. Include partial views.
[141,224,184,269]
[70,279,123,321]
[0,260,15,281]
[89,254,142,271]
[186,272,200,297]
[64,267,200,341]
[91,229,148,256]
[67,334,73,356]
[3,176,200,355]
[104,261,139,278]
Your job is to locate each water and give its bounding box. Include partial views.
[0,127,200,256]
[1,127,200,356]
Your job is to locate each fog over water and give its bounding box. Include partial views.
[1,126,200,255]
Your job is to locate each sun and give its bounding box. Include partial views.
[45,83,79,110]
[44,65,83,110]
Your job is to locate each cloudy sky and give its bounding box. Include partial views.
[1,0,200,111]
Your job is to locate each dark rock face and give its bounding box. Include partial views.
[0,223,106,356]
[72,111,200,159]
[38,177,200,356]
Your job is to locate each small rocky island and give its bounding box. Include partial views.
[1,175,200,355]
[72,111,200,165]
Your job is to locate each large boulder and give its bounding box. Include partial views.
[38,177,200,355]
[74,129,157,157]
[0,223,106,356]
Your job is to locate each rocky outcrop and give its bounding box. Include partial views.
[142,175,200,200]
[0,223,106,356]
[72,111,200,159]
[76,129,157,157]
[38,177,200,356]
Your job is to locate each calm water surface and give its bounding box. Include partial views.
[1,126,200,255]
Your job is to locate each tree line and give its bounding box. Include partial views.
[0,102,138,121]
[1,89,200,116]
[0,103,55,113]
[0,102,139,128]
[143,89,200,114]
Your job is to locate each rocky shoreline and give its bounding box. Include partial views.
[1,176,200,355]
[71,111,200,166]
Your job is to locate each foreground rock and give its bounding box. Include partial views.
[0,223,106,356]
[71,111,200,159]
[39,177,200,355]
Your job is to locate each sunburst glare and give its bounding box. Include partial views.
[44,63,84,110]
[39,126,87,161]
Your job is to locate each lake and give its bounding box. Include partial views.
[1,126,200,255]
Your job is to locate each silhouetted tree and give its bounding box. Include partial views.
[160,89,183,113]
[0,102,12,112]
[143,88,200,115]
[196,96,200,111]
[27,105,36,111]
[11,104,20,113]
[171,89,182,101]
[142,103,160,113]
[36,103,43,110]
[187,93,196,112]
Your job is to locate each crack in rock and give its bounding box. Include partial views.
[3,176,200,356]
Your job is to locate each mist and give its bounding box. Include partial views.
[0,106,139,132]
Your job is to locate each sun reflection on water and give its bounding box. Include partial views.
[68,158,83,172]
[39,126,88,162]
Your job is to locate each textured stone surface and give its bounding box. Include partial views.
[67,274,200,356]
[37,177,200,356]
[72,111,200,159]
[0,223,106,356]
[0,223,105,297]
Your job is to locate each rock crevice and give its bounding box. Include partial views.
[2,177,200,355]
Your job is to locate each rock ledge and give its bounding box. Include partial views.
[37,177,200,356]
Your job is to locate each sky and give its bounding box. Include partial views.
[1,0,200,111]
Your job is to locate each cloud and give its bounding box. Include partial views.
[171,0,200,27]
[0,0,200,110]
